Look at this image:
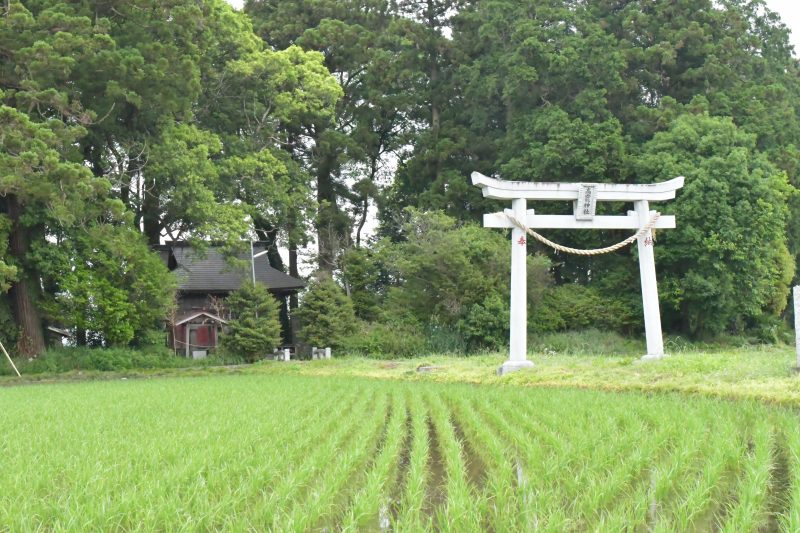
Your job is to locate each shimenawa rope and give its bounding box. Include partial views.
[505,211,661,256]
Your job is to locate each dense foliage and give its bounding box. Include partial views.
[344,209,550,353]
[295,275,357,349]
[35,225,175,346]
[637,112,794,336]
[223,283,283,361]
[1,0,338,354]
[258,0,800,342]
[4,0,800,360]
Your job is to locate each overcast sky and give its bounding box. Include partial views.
[766,0,800,51]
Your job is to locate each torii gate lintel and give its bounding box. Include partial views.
[471,172,685,375]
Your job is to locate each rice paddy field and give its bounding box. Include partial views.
[2,373,800,531]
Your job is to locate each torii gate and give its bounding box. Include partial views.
[472,172,684,375]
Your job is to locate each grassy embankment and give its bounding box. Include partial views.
[3,341,799,404]
[262,344,800,406]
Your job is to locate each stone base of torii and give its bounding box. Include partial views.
[471,172,684,376]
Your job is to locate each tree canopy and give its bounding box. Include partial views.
[3,0,799,355]
[1,0,339,354]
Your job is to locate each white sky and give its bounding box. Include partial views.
[766,0,800,51]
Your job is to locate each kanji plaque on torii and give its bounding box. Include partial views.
[472,172,684,375]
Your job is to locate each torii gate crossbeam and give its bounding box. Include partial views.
[472,172,684,375]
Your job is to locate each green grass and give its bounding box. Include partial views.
[242,344,800,405]
[1,373,800,531]
[0,346,244,377]
[4,344,800,404]
[4,336,799,406]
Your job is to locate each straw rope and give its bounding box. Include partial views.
[505,212,661,256]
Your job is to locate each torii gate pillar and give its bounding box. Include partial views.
[635,200,664,360]
[472,172,684,375]
[505,197,534,374]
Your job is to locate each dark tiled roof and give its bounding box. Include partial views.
[161,244,304,293]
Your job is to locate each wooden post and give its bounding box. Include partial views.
[0,340,21,377]
[498,199,534,375]
[635,200,665,360]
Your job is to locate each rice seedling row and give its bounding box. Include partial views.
[339,390,408,531]
[1,374,798,530]
[780,412,800,532]
[392,389,431,531]
[424,390,482,531]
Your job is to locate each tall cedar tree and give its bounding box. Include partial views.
[245,0,419,270]
[0,3,113,354]
[390,0,800,337]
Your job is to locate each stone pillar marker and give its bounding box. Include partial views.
[472,172,684,374]
[794,286,800,369]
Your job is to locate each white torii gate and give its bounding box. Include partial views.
[472,172,684,375]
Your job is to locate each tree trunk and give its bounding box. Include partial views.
[120,156,138,209]
[316,149,340,273]
[427,0,442,183]
[278,294,291,345]
[289,236,300,347]
[76,328,87,346]
[254,222,285,272]
[7,195,46,357]
[142,177,161,245]
[355,154,379,248]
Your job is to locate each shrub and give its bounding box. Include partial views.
[458,293,509,350]
[0,346,244,376]
[341,247,386,321]
[383,210,551,325]
[528,329,645,357]
[35,224,176,346]
[376,209,552,352]
[529,284,640,334]
[295,274,356,349]
[223,283,282,362]
[339,320,426,358]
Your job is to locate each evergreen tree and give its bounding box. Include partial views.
[1,0,341,355]
[0,2,113,354]
[295,275,357,349]
[245,0,419,269]
[389,0,800,337]
[223,283,283,361]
